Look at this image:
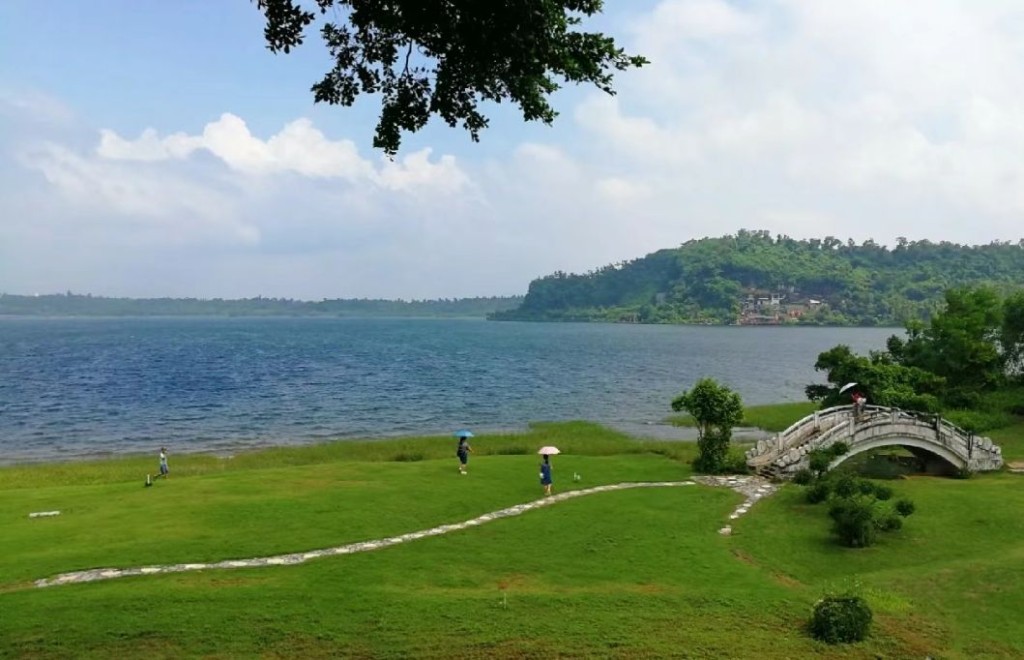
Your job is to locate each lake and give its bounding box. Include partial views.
[0,318,895,463]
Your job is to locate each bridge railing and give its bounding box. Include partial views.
[798,406,981,459]
[748,404,984,466]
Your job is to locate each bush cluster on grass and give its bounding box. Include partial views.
[809,594,872,644]
[391,452,425,462]
[792,468,814,485]
[894,498,916,517]
[801,472,915,548]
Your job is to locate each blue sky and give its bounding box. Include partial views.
[2,1,1024,299]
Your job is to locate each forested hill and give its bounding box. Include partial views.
[0,294,523,318]
[490,231,1024,326]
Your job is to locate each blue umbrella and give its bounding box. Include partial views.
[454,429,474,439]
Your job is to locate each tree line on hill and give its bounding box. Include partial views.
[490,230,1024,326]
[0,293,523,318]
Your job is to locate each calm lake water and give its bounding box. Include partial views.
[0,318,895,464]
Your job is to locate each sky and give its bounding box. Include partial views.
[2,0,1024,300]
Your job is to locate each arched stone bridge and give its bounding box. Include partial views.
[746,405,1004,479]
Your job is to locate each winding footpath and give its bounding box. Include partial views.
[34,476,777,588]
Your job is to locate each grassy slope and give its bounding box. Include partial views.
[1,422,1023,658]
[669,401,818,432]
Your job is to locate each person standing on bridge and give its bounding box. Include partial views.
[851,391,867,420]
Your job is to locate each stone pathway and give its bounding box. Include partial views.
[33,477,777,588]
[692,475,779,536]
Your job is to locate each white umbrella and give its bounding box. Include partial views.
[537,446,561,455]
[838,382,858,394]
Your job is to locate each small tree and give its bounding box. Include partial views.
[671,378,743,473]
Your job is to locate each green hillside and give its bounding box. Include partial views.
[491,231,1024,325]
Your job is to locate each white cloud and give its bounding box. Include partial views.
[573,0,1024,242]
[6,0,1024,299]
[96,113,466,192]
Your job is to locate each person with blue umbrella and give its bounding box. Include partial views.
[454,430,474,475]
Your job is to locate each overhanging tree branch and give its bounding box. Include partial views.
[254,0,647,155]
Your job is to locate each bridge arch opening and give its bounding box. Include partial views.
[828,436,966,477]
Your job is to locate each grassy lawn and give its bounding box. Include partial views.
[1,421,1022,658]
[669,401,818,432]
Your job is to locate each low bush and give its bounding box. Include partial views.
[828,496,878,548]
[805,480,832,504]
[829,441,850,456]
[792,468,814,485]
[832,474,860,498]
[871,483,894,501]
[809,595,872,644]
[895,498,916,517]
[723,450,751,475]
[392,452,425,462]
[809,451,832,476]
[876,512,903,532]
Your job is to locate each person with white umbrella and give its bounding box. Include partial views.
[538,446,559,496]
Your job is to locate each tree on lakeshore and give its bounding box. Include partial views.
[888,287,1006,399]
[805,344,945,412]
[808,285,1024,412]
[671,378,743,474]
[254,0,647,155]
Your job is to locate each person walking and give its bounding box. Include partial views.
[157,447,169,479]
[456,435,472,475]
[539,454,553,496]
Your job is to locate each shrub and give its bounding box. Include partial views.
[808,451,832,476]
[871,484,894,501]
[832,474,860,498]
[828,496,877,548]
[723,451,751,475]
[856,479,877,496]
[809,595,873,644]
[805,480,832,504]
[877,512,903,532]
[392,452,425,462]
[894,498,916,517]
[829,441,850,456]
[792,468,814,485]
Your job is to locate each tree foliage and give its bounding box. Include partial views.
[888,287,1006,395]
[492,231,1024,326]
[804,344,945,412]
[808,285,1024,410]
[255,0,647,154]
[671,378,743,473]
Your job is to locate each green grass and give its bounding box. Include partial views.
[986,418,1024,461]
[734,473,1024,658]
[1,421,1022,658]
[669,401,818,432]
